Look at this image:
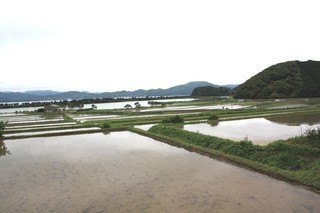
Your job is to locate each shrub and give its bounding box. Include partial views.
[0,121,7,137]
[298,127,320,148]
[207,114,219,126]
[100,122,111,129]
[304,127,320,141]
[208,114,218,121]
[37,108,45,113]
[162,115,184,124]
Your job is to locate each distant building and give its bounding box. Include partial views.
[44,104,64,113]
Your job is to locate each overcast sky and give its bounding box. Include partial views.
[1,0,320,92]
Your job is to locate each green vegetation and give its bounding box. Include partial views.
[100,122,111,129]
[191,86,231,97]
[289,127,320,149]
[207,113,218,121]
[63,113,74,122]
[148,125,320,189]
[162,115,184,124]
[0,121,7,137]
[207,113,219,126]
[0,121,10,157]
[234,60,320,99]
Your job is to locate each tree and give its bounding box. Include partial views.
[124,104,132,109]
[134,102,141,108]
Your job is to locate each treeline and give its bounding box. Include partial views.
[234,60,320,99]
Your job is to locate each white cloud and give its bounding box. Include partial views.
[0,0,320,92]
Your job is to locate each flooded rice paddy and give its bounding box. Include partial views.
[0,114,64,126]
[70,112,197,123]
[184,115,320,145]
[3,127,100,137]
[140,104,251,112]
[5,122,77,130]
[0,107,42,114]
[266,113,320,126]
[82,98,195,110]
[1,132,319,212]
[0,98,195,113]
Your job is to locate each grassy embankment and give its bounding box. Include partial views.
[132,124,320,191]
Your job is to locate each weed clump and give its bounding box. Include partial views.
[100,122,111,129]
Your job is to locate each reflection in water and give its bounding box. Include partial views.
[266,113,320,126]
[102,130,110,135]
[0,140,10,157]
[1,132,320,212]
[184,118,320,145]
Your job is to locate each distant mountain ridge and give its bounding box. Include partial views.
[23,90,62,96]
[0,81,231,102]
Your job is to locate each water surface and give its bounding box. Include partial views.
[1,132,319,212]
[83,98,195,110]
[140,104,250,112]
[266,113,320,126]
[184,117,320,145]
[3,127,100,137]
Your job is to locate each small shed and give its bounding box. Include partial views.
[44,104,64,113]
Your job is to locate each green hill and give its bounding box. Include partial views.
[234,60,320,99]
[191,86,231,97]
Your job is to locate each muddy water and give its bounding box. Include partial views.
[1,132,319,212]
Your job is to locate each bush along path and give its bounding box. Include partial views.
[0,121,10,157]
[148,125,320,191]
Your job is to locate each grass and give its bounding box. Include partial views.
[147,124,320,190]
[62,113,75,122]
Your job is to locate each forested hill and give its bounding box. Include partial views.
[191,86,231,97]
[234,60,320,99]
